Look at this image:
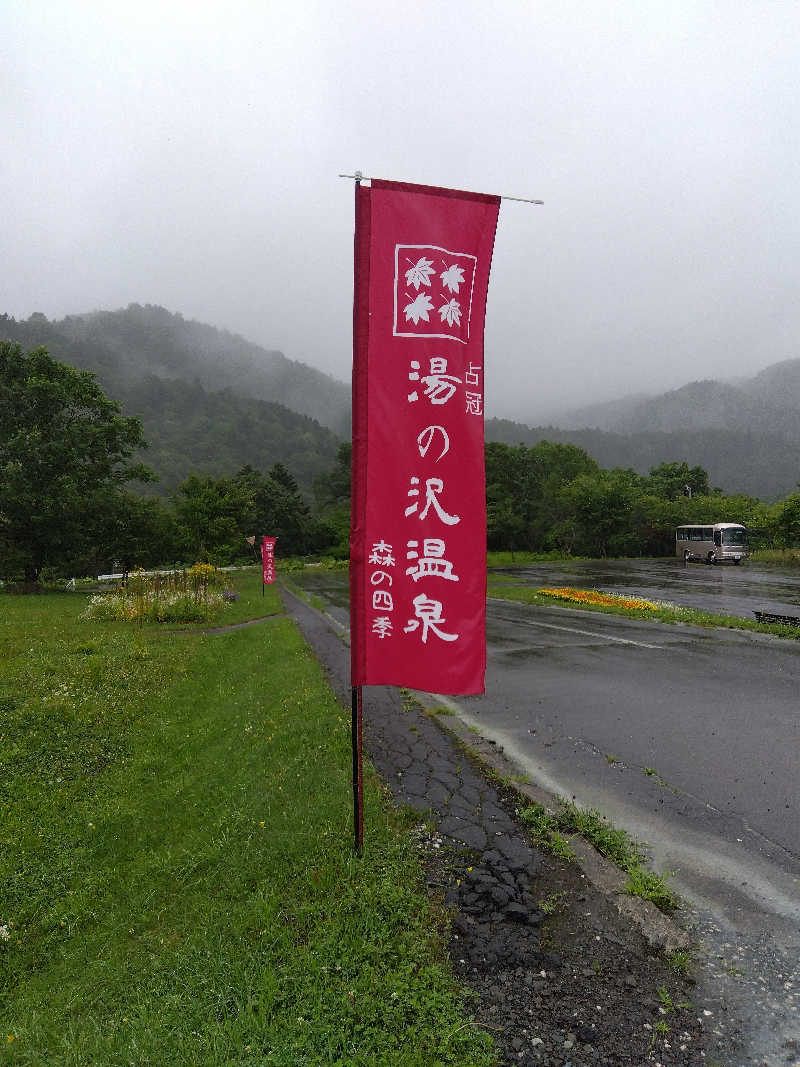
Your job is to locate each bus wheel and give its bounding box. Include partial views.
[707,552,716,565]
[734,558,741,565]
[683,550,691,564]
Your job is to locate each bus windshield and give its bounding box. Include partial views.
[722,528,747,546]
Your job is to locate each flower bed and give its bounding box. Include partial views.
[82,564,229,623]
[537,587,658,612]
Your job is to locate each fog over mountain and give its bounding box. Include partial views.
[488,360,800,500]
[554,361,800,438]
[4,304,798,500]
[0,307,345,493]
[5,3,800,421]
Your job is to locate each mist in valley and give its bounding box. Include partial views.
[4,1,800,427]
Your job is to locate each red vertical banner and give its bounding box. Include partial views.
[351,180,500,695]
[261,536,277,584]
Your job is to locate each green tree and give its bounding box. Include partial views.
[173,473,255,563]
[485,440,599,551]
[311,443,352,555]
[643,461,710,500]
[94,492,179,574]
[770,491,800,547]
[554,468,646,557]
[268,461,300,495]
[313,443,351,510]
[0,342,149,581]
[235,464,314,556]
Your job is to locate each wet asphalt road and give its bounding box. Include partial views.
[292,563,800,1062]
[469,600,800,910]
[297,556,800,625]
[295,561,800,907]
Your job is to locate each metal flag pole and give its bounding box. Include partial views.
[351,685,364,854]
[351,170,365,856]
[338,173,544,205]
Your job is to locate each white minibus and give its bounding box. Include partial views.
[675,523,749,564]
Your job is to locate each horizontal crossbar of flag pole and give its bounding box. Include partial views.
[337,173,543,205]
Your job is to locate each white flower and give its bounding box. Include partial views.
[0,925,10,942]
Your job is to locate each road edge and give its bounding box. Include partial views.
[409,691,691,956]
[279,578,691,957]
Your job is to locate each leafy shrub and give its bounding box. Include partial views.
[318,556,349,571]
[277,557,307,573]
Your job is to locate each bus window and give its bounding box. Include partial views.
[714,531,721,546]
[723,527,747,547]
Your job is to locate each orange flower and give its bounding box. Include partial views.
[538,587,656,612]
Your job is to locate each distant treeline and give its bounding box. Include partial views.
[4,338,800,581]
[485,418,800,503]
[483,442,799,558]
[5,306,800,501]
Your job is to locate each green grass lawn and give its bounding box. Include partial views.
[0,576,494,1066]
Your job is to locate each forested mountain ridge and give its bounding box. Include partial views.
[0,305,350,435]
[554,360,800,439]
[499,359,800,499]
[121,376,342,492]
[4,305,799,500]
[0,309,343,493]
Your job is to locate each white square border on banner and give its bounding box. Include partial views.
[393,244,478,344]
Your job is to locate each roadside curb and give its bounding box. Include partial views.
[410,690,691,956]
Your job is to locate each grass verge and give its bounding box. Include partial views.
[517,800,679,914]
[751,548,800,566]
[485,551,577,568]
[0,585,494,1066]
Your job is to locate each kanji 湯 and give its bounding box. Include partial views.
[407,357,461,406]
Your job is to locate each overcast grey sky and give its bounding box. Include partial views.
[3,1,799,421]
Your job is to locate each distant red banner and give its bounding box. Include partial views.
[350,180,500,695]
[261,536,276,584]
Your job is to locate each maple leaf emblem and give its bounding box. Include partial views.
[438,299,462,328]
[404,293,434,325]
[405,257,436,290]
[440,264,465,294]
